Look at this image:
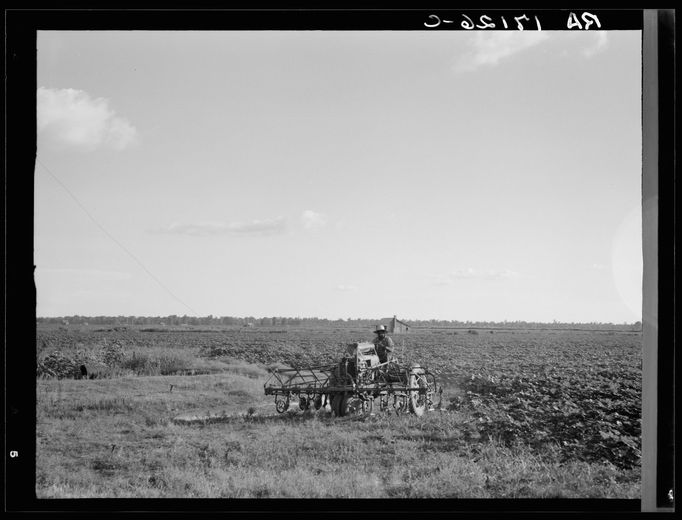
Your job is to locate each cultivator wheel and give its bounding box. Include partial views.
[378,394,388,412]
[275,395,290,414]
[313,395,323,410]
[408,370,429,417]
[299,396,309,411]
[392,394,408,415]
[425,373,438,409]
[338,395,373,417]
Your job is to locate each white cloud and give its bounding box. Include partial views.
[301,210,327,230]
[582,31,608,58]
[456,31,550,71]
[37,87,138,150]
[152,217,287,237]
[591,263,608,270]
[336,284,359,292]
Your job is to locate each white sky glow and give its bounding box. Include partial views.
[35,30,643,322]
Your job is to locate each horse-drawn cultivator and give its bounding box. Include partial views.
[264,342,441,417]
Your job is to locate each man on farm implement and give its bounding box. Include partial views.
[264,325,438,417]
[372,325,395,364]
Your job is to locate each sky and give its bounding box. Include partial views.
[35,30,643,322]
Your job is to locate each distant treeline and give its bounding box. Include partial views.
[36,315,642,331]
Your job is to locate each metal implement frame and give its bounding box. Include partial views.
[264,364,336,396]
[264,361,439,413]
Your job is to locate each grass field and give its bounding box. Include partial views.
[36,326,641,498]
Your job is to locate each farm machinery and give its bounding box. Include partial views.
[264,342,441,417]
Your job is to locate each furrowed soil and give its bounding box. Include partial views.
[36,326,641,498]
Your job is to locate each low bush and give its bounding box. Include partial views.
[120,349,194,376]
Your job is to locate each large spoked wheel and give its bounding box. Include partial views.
[337,394,350,417]
[330,393,343,416]
[425,373,438,409]
[329,365,355,417]
[408,370,428,417]
[338,394,373,417]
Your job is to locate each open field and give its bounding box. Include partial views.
[36,326,641,498]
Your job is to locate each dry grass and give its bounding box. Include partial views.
[36,367,640,498]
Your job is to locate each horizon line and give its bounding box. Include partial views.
[36,315,642,325]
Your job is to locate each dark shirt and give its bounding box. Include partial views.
[373,335,395,363]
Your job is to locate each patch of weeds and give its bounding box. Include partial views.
[254,486,271,498]
[79,397,133,413]
[91,458,123,476]
[143,414,165,427]
[224,440,242,452]
[197,444,220,469]
[386,484,412,497]
[147,474,168,489]
[227,389,251,398]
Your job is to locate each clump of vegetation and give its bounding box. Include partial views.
[37,340,197,379]
[100,342,126,366]
[119,350,194,376]
[37,351,82,379]
[37,349,106,379]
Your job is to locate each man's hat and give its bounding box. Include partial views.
[374,325,387,334]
